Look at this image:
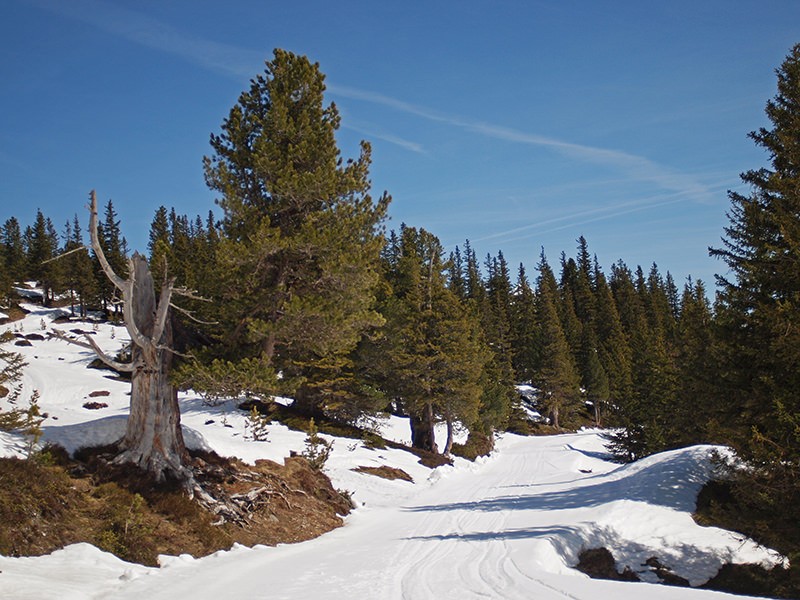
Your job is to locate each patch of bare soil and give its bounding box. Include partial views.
[353,465,413,482]
[1,304,28,322]
[575,547,640,582]
[576,548,694,588]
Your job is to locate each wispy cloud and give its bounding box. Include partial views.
[342,124,426,155]
[36,0,715,207]
[472,181,730,247]
[329,85,715,205]
[484,195,689,246]
[328,85,457,124]
[29,0,262,78]
[30,1,430,154]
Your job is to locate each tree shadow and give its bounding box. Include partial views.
[42,415,212,455]
[563,442,614,462]
[404,525,586,543]
[403,522,739,586]
[406,447,712,514]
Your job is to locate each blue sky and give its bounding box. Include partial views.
[2,1,798,289]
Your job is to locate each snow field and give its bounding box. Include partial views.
[0,304,785,599]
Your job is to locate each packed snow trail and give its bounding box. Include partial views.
[97,433,775,600]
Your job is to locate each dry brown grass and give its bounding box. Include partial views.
[353,465,413,482]
[0,447,352,566]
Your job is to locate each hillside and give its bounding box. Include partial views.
[0,303,785,599]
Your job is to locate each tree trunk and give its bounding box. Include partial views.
[114,255,189,482]
[291,384,325,419]
[443,417,454,456]
[550,405,560,430]
[410,401,438,453]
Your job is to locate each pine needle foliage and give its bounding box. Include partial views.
[709,43,800,526]
[195,49,389,419]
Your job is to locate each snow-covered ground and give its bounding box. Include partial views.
[0,304,784,599]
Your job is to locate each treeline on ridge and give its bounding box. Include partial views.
[0,197,717,462]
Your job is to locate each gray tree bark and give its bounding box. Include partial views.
[87,190,190,483]
[443,417,454,456]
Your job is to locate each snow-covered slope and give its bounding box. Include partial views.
[0,305,784,599]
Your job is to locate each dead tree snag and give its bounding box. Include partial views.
[86,189,190,483]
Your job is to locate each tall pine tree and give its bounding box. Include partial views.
[24,210,61,306]
[368,226,489,453]
[534,251,581,430]
[93,199,127,316]
[194,49,389,420]
[710,43,800,511]
[62,215,96,318]
[1,217,26,293]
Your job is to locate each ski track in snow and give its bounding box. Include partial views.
[0,305,785,600]
[102,434,778,600]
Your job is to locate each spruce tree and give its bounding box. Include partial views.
[101,200,127,277]
[483,253,517,384]
[62,215,96,318]
[644,263,677,344]
[371,226,489,453]
[93,199,127,316]
[462,240,485,304]
[164,210,196,288]
[147,206,171,284]
[557,255,583,361]
[186,213,219,295]
[476,252,516,440]
[534,251,581,430]
[673,278,713,445]
[592,263,633,421]
[1,217,26,288]
[573,238,599,359]
[24,210,61,306]
[510,263,538,384]
[710,43,800,508]
[607,261,678,459]
[447,245,466,300]
[195,49,389,419]
[583,346,610,426]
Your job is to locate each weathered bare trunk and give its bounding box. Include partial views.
[443,417,454,456]
[81,191,189,483]
[264,331,277,362]
[114,255,188,481]
[550,405,560,430]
